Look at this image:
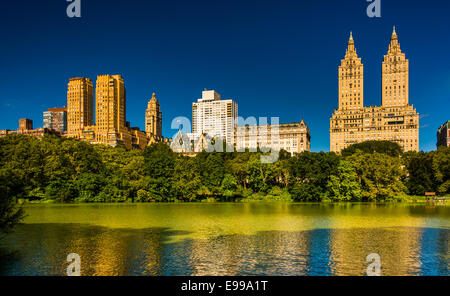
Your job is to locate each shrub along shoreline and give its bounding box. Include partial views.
[1,135,449,204]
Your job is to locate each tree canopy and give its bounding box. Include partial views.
[0,135,448,209]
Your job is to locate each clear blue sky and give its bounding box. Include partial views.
[1,0,449,152]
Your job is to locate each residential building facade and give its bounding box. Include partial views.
[94,74,131,148]
[64,75,150,150]
[67,77,94,138]
[43,107,67,133]
[192,90,238,146]
[330,28,419,153]
[235,119,311,155]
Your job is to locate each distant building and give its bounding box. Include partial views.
[19,118,33,131]
[43,107,67,133]
[94,74,133,148]
[170,130,215,157]
[192,90,238,146]
[0,119,58,138]
[437,120,450,148]
[235,119,311,155]
[145,92,163,140]
[65,75,152,150]
[330,28,419,153]
[67,77,94,138]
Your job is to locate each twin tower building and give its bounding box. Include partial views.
[66,75,164,149]
[330,27,419,152]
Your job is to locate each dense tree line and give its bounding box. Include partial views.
[0,135,449,207]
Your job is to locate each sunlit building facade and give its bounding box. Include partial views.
[64,75,149,149]
[330,28,419,153]
[235,119,311,155]
[192,90,238,146]
[67,77,94,138]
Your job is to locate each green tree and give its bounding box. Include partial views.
[403,151,436,195]
[247,154,276,194]
[221,174,238,198]
[432,146,450,194]
[341,141,403,157]
[0,171,25,236]
[287,152,340,201]
[196,153,225,191]
[347,151,407,200]
[173,157,201,201]
[327,160,362,201]
[143,143,176,201]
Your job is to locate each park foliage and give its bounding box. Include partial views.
[0,135,449,208]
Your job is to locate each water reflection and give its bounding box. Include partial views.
[0,224,448,276]
[0,203,448,276]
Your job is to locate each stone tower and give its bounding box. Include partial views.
[145,92,162,138]
[338,32,364,110]
[382,26,409,107]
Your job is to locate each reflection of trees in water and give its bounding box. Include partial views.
[0,224,190,276]
[0,224,448,276]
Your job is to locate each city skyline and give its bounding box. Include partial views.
[1,0,450,152]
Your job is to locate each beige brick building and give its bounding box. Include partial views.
[94,74,131,148]
[67,77,94,138]
[65,75,149,150]
[330,28,419,153]
[235,119,311,155]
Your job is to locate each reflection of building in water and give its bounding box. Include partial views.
[328,205,423,275]
[185,231,312,276]
[89,231,128,275]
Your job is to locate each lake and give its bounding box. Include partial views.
[0,203,448,276]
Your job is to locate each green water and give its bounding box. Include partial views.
[1,203,449,276]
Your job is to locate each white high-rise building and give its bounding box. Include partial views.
[192,90,238,145]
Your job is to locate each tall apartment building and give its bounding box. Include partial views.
[145,92,162,139]
[43,107,67,133]
[67,77,94,137]
[330,28,419,153]
[94,74,131,148]
[192,90,238,145]
[437,121,450,148]
[235,119,311,155]
[65,75,149,150]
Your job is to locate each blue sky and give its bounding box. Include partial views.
[1,0,449,152]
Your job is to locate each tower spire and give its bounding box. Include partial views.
[391,26,398,40]
[347,31,355,53]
